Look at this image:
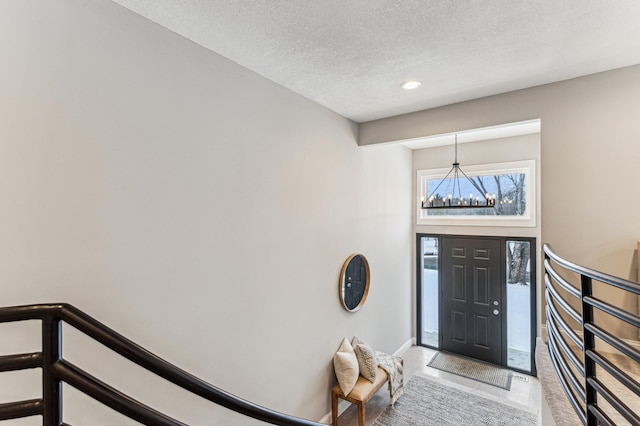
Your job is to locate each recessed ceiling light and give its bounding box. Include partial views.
[401,80,422,90]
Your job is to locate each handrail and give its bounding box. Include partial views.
[0,303,323,425]
[544,244,640,426]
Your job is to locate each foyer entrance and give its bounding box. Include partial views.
[417,234,536,374]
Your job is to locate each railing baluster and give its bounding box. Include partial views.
[0,352,43,372]
[588,376,640,425]
[580,273,597,426]
[0,399,43,420]
[42,315,62,426]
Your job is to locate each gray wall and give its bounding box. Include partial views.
[362,65,640,340]
[0,1,412,423]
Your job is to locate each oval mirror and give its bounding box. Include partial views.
[339,254,370,312]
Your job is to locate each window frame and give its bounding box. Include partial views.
[416,159,536,227]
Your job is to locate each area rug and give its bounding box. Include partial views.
[372,374,536,426]
[427,352,513,390]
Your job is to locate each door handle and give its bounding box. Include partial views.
[493,309,499,315]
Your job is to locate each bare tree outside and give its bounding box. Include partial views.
[473,173,526,216]
[507,241,530,285]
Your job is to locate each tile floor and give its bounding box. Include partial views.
[335,345,541,426]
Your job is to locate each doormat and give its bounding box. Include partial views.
[427,352,513,390]
[372,374,535,426]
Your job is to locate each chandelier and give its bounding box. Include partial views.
[421,135,496,209]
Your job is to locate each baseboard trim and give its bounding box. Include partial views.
[318,400,350,425]
[318,337,415,424]
[393,337,415,357]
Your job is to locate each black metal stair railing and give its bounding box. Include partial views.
[0,303,323,426]
[544,244,640,426]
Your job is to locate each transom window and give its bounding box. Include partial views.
[417,160,535,227]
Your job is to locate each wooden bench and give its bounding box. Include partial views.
[331,366,388,426]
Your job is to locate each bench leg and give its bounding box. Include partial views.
[331,390,339,426]
[356,400,365,426]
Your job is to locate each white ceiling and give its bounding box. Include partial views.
[111,0,640,123]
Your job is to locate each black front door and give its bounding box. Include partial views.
[441,237,502,365]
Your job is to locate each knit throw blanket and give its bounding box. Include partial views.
[375,351,404,406]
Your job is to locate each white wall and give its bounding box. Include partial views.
[0,1,412,424]
[361,64,640,340]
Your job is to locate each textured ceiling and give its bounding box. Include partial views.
[111,0,640,123]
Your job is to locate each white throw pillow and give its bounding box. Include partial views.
[333,337,359,395]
